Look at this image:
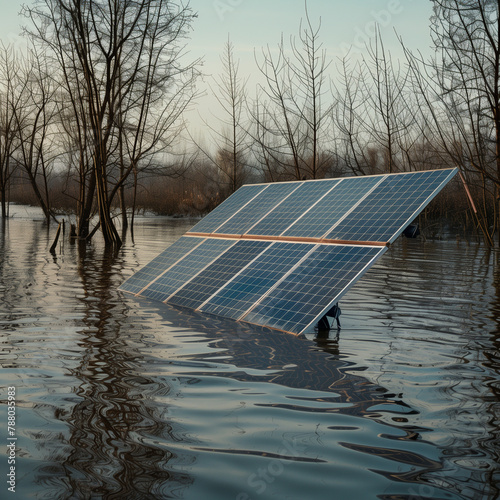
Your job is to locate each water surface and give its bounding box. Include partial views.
[0,208,499,499]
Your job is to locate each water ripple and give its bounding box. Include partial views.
[1,216,499,499]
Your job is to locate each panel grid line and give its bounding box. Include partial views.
[237,243,321,322]
[195,242,278,312]
[161,240,239,304]
[277,179,343,236]
[135,237,206,296]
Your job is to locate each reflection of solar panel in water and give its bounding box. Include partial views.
[120,168,458,335]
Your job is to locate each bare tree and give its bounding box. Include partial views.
[289,10,332,178]
[213,38,249,194]
[333,55,374,176]
[23,0,199,247]
[193,38,249,198]
[111,2,200,236]
[0,44,21,218]
[252,46,302,180]
[251,8,332,180]
[361,29,415,173]
[12,47,59,223]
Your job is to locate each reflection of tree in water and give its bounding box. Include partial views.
[61,243,194,499]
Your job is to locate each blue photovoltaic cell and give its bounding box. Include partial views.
[188,184,267,234]
[282,175,382,239]
[246,180,340,236]
[328,169,455,243]
[201,242,315,320]
[141,238,235,302]
[242,244,386,334]
[167,240,271,310]
[119,236,204,295]
[214,182,302,235]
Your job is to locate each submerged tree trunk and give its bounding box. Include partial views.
[0,165,8,219]
[130,165,138,241]
[25,168,53,223]
[0,189,6,219]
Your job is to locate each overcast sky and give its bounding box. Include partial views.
[0,1,435,134]
[188,1,434,62]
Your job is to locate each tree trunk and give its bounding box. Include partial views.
[95,155,121,247]
[119,183,128,232]
[130,166,138,242]
[78,166,96,239]
[1,185,7,219]
[25,167,53,223]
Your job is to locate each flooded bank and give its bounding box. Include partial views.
[0,209,499,499]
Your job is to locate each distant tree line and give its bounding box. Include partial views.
[1,0,500,246]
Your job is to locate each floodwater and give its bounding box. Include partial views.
[0,206,499,500]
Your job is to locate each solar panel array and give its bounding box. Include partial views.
[120,168,457,335]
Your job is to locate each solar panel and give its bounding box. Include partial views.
[214,182,302,235]
[245,179,340,236]
[120,168,458,335]
[327,169,456,243]
[188,183,267,234]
